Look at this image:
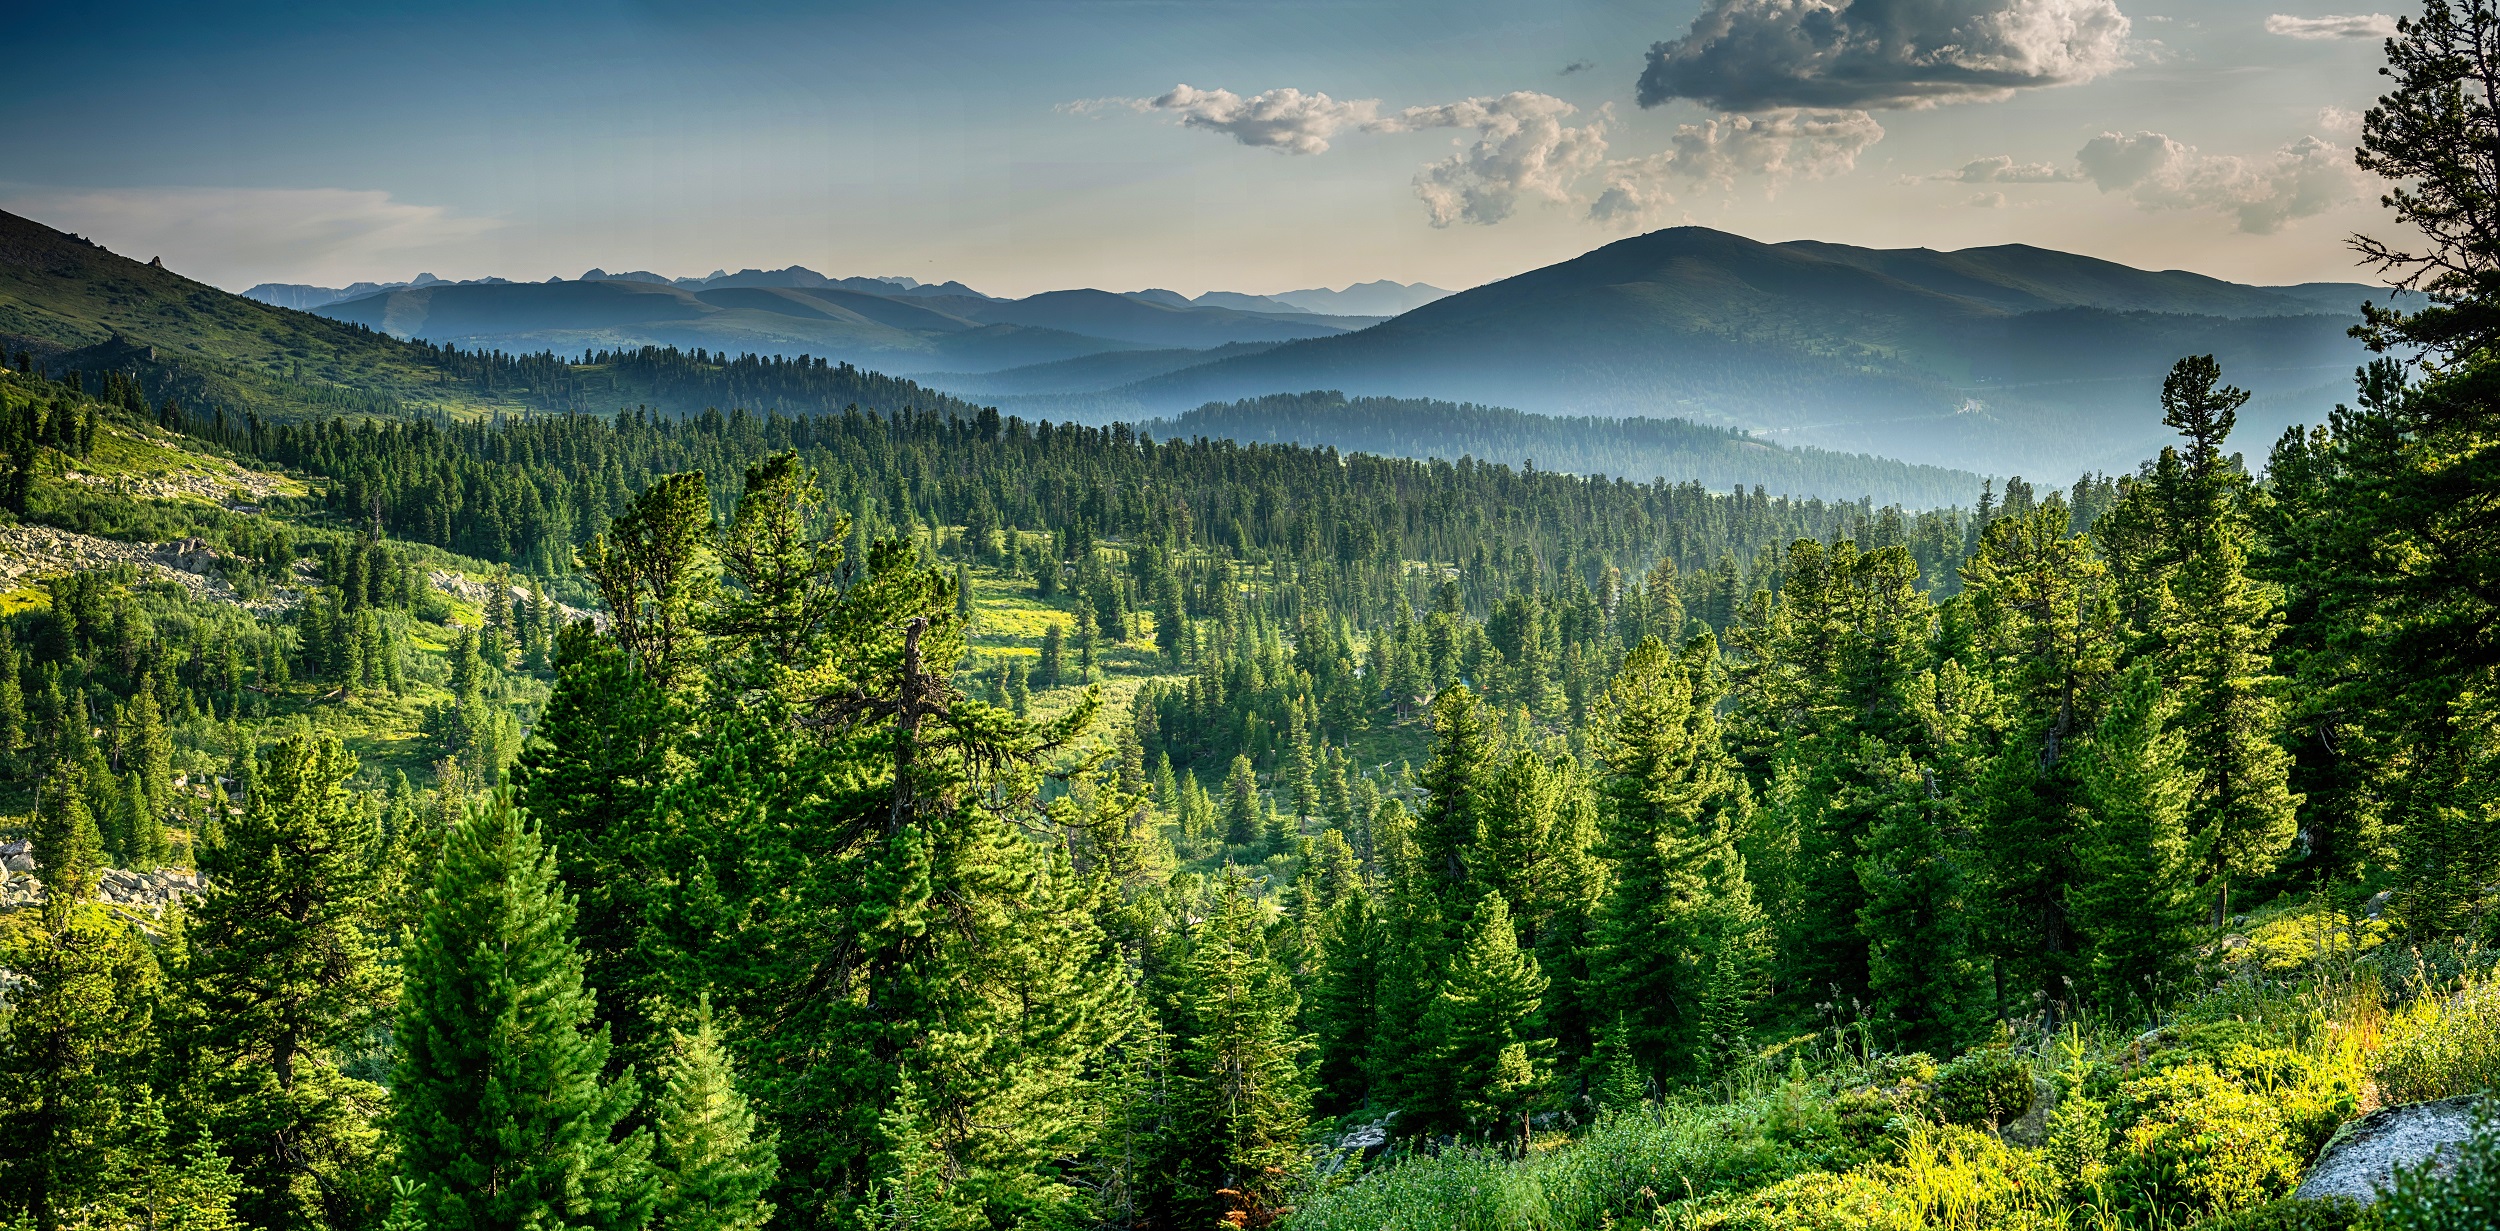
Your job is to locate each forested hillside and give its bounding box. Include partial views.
[6,13,2500,1231]
[1143,391,1983,507]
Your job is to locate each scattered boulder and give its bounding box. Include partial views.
[2295,1095,2485,1204]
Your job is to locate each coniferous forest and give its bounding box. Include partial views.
[10,10,2500,1231]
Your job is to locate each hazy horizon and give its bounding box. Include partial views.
[3,0,2413,298]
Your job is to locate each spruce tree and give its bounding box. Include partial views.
[175,732,389,1231]
[1417,684,1494,891]
[393,791,655,1231]
[1591,638,1761,1083]
[2071,663,2202,1014]
[514,623,684,1077]
[1423,892,1552,1143]
[0,772,162,1231]
[1160,867,1310,1229]
[1309,890,1383,1114]
[1853,743,1985,1053]
[1222,754,1263,848]
[651,1001,777,1231]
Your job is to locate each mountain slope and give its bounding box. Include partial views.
[0,208,529,420]
[307,276,1361,372]
[1080,227,2399,474]
[1144,391,1981,507]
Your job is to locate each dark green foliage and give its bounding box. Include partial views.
[392,791,655,1231]
[175,732,388,1231]
[1156,868,1311,1230]
[1932,1047,2035,1130]
[650,1003,777,1231]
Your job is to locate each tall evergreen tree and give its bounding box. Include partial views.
[1422,892,1551,1143]
[2071,663,2203,1014]
[651,1001,778,1231]
[1417,685,1494,892]
[1158,867,1310,1230]
[393,791,655,1231]
[1590,638,1762,1084]
[175,732,389,1231]
[0,768,165,1231]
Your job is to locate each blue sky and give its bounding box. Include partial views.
[2,0,2409,295]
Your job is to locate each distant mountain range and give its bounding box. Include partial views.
[251,266,1427,376]
[926,228,2413,476]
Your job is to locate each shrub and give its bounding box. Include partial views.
[2104,1064,2301,1225]
[1933,1047,2033,1129]
[2376,973,2500,1104]
[1675,1126,2061,1231]
[2185,1195,2365,1231]
[1834,1054,1937,1152]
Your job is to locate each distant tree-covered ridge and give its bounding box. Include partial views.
[1146,390,1982,507]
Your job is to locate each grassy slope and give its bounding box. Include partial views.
[0,209,532,421]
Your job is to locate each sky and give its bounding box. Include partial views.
[0,0,2414,298]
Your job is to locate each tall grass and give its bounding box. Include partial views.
[2375,962,2500,1104]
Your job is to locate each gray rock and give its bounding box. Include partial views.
[2296,1095,2486,1204]
[4,855,32,873]
[1997,1076,2058,1148]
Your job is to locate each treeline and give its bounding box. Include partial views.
[1143,390,1983,508]
[195,399,1994,625]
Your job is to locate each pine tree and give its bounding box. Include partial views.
[2071,663,2203,1014]
[174,731,389,1231]
[1160,867,1310,1230]
[0,781,162,1231]
[1853,743,1986,1053]
[651,1001,777,1231]
[1038,622,1066,689]
[1309,890,1383,1114]
[393,791,655,1231]
[1417,684,1494,891]
[1222,754,1263,848]
[1962,497,2119,1014]
[1423,892,1551,1143]
[514,623,684,1077]
[2169,516,2298,922]
[1590,638,1761,1084]
[1285,720,1318,826]
[0,632,25,775]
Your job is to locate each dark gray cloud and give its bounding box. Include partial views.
[1638,0,2132,112]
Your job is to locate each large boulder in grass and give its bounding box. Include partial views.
[2295,1096,2484,1204]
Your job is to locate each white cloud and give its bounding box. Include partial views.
[1969,191,2010,208]
[1377,92,1611,226]
[0,185,501,289]
[1661,108,1886,189]
[2317,105,2365,133]
[1930,154,2085,183]
[1106,85,1383,154]
[2265,13,2397,39]
[2077,130,2358,232]
[1083,81,1882,229]
[1588,108,1883,225]
[1639,0,2132,112]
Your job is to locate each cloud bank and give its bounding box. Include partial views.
[2077,130,2356,232]
[2264,13,2397,39]
[1931,154,2085,183]
[1638,0,2132,111]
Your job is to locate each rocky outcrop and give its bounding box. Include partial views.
[0,524,295,612]
[2295,1095,2486,1204]
[0,841,209,923]
[428,569,604,627]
